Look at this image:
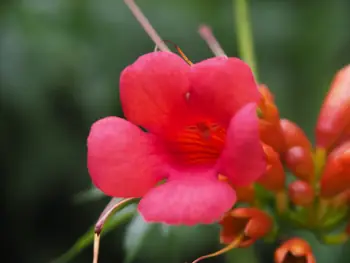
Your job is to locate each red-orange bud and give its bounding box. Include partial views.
[333,122,350,148]
[288,180,315,206]
[284,146,314,182]
[257,144,286,192]
[274,238,316,263]
[259,85,286,153]
[218,175,255,204]
[220,208,273,248]
[235,184,255,204]
[280,119,312,151]
[320,141,350,198]
[259,84,280,123]
[259,84,275,104]
[316,65,350,150]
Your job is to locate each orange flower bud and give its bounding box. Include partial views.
[280,119,312,151]
[259,84,275,104]
[320,141,350,198]
[259,84,279,123]
[218,175,255,204]
[257,143,285,192]
[284,146,314,182]
[288,180,315,206]
[259,85,286,153]
[220,208,273,248]
[333,122,350,148]
[274,238,316,263]
[316,65,350,150]
[235,184,255,204]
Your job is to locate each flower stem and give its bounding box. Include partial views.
[198,25,227,57]
[276,190,288,215]
[51,210,135,263]
[320,232,349,245]
[191,234,244,263]
[124,0,170,52]
[233,0,259,81]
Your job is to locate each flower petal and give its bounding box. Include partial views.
[120,52,190,135]
[189,57,260,125]
[218,103,266,185]
[138,175,236,225]
[87,117,166,198]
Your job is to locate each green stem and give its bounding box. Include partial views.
[319,232,349,245]
[51,210,135,263]
[234,0,259,81]
[226,246,259,263]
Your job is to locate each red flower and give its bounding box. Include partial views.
[219,208,273,247]
[87,52,265,225]
[275,238,316,263]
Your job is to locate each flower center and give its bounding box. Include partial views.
[284,252,307,263]
[167,121,226,166]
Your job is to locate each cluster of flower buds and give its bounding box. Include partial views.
[219,64,350,262]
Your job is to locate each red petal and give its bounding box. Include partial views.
[120,52,190,135]
[189,57,260,125]
[218,103,266,185]
[87,117,166,198]
[138,175,236,225]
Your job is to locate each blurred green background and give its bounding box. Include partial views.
[1,0,350,263]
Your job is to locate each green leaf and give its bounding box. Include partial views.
[51,205,136,263]
[124,213,157,263]
[124,214,219,263]
[72,186,106,204]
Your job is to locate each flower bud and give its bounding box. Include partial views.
[274,238,316,263]
[284,146,314,182]
[220,208,273,248]
[320,141,350,198]
[259,85,286,153]
[333,122,350,148]
[259,84,279,123]
[288,180,315,206]
[316,65,350,150]
[218,175,255,204]
[280,119,312,151]
[257,143,285,192]
[235,184,255,204]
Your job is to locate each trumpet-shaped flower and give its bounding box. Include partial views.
[219,207,273,247]
[274,238,316,263]
[87,52,265,225]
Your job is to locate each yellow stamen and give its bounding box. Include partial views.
[191,234,244,263]
[164,40,193,65]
